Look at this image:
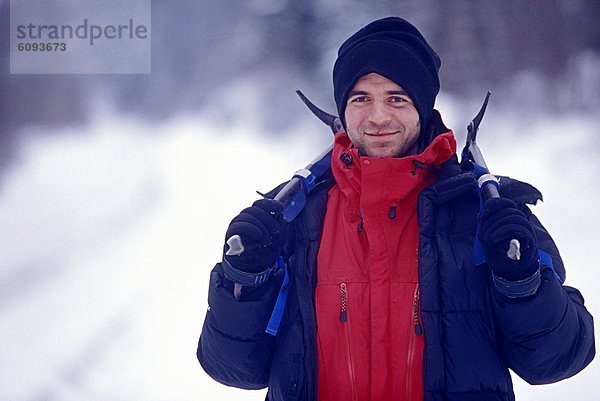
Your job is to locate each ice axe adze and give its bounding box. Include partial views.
[295,90,345,134]
[225,91,340,257]
[461,92,521,261]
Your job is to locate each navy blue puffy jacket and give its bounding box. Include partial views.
[198,156,595,401]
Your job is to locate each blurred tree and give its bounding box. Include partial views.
[432,0,600,94]
[0,0,85,167]
[0,0,598,146]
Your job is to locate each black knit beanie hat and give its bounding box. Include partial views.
[333,17,441,136]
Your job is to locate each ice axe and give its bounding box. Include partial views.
[222,92,338,331]
[225,91,340,257]
[461,92,521,261]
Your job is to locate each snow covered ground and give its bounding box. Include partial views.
[0,97,598,401]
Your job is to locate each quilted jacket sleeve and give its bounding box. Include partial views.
[492,212,595,384]
[197,262,282,389]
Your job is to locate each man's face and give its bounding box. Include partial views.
[344,73,421,158]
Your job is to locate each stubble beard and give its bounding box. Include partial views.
[353,122,420,158]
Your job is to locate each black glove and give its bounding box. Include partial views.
[478,197,538,281]
[224,199,287,273]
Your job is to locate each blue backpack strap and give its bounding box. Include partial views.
[265,256,290,336]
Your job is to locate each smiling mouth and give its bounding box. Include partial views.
[365,131,399,137]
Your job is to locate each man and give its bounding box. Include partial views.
[198,17,594,401]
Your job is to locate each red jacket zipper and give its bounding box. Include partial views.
[406,284,422,400]
[340,283,358,401]
[413,284,422,335]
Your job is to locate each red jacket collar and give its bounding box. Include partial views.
[330,130,457,214]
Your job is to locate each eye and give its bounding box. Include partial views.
[349,95,370,104]
[389,95,409,104]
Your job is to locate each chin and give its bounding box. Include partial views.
[369,150,397,158]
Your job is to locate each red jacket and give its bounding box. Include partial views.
[316,131,456,401]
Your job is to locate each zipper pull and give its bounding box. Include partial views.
[389,204,397,219]
[411,160,426,176]
[413,285,422,335]
[357,212,363,233]
[340,283,348,322]
[340,152,353,166]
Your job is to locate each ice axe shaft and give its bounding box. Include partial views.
[225,145,333,256]
[462,92,521,261]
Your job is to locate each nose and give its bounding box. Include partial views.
[368,101,392,126]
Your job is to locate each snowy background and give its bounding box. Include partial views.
[1,1,599,400]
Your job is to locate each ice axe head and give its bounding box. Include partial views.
[296,90,345,134]
[461,91,491,164]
